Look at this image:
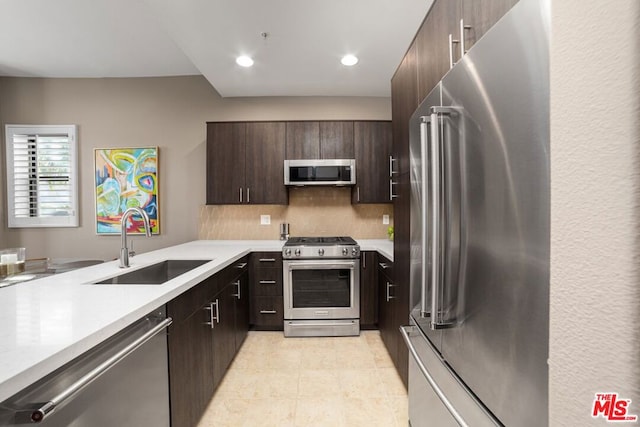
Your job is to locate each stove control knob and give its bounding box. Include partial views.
[318,248,325,256]
[295,249,301,257]
[352,248,358,256]
[342,248,348,256]
[284,248,291,257]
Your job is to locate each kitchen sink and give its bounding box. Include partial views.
[92,259,212,285]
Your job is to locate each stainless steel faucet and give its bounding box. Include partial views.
[119,207,152,268]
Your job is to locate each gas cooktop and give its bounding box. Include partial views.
[283,236,360,259]
[284,236,358,246]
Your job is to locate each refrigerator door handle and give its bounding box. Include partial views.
[430,107,456,330]
[400,326,470,427]
[429,109,443,329]
[419,116,431,318]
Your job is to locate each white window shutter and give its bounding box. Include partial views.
[5,125,79,228]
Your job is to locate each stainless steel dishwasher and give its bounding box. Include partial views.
[0,306,171,426]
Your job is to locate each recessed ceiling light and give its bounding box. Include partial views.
[236,56,254,67]
[341,54,359,66]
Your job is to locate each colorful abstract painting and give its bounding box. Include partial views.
[94,147,159,235]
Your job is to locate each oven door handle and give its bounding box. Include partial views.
[284,261,356,270]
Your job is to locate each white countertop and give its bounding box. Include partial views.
[0,239,392,402]
[358,239,393,261]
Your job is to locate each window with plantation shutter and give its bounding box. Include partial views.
[5,125,79,228]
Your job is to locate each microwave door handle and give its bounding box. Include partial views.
[419,116,431,318]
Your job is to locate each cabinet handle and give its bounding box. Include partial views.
[459,18,472,57]
[260,310,277,314]
[357,186,360,202]
[247,187,250,203]
[389,156,397,177]
[379,262,389,270]
[235,262,248,269]
[259,258,276,262]
[361,253,366,269]
[211,300,220,327]
[259,280,277,284]
[239,187,243,203]
[232,280,241,300]
[389,180,398,201]
[448,34,460,69]
[204,301,218,328]
[386,281,396,302]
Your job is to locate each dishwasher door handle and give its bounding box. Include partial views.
[29,317,173,423]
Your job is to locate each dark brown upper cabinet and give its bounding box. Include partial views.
[286,122,320,159]
[392,41,419,178]
[206,122,246,205]
[285,121,355,160]
[207,121,287,205]
[415,0,519,102]
[461,0,519,53]
[245,122,287,204]
[320,121,354,159]
[416,0,460,102]
[352,121,393,204]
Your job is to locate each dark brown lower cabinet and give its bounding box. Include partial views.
[249,252,284,330]
[167,300,215,427]
[378,256,397,364]
[213,262,250,389]
[250,296,284,328]
[376,251,408,387]
[360,251,378,328]
[167,257,249,427]
[211,282,236,389]
[393,173,411,388]
[234,270,250,352]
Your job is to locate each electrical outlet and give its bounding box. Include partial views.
[260,215,271,225]
[383,215,390,225]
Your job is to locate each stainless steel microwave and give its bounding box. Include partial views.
[284,159,356,186]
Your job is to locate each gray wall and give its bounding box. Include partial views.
[0,76,391,259]
[549,0,640,425]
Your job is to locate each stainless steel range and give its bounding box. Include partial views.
[282,237,360,337]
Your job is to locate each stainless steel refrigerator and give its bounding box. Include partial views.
[401,0,550,425]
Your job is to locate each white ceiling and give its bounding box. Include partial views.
[0,0,433,97]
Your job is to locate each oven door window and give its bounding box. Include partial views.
[291,269,351,308]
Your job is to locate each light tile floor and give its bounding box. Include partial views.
[198,330,408,427]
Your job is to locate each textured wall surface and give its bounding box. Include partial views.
[0,76,390,259]
[549,0,640,425]
[199,187,393,240]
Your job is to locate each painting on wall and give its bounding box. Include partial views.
[94,147,160,235]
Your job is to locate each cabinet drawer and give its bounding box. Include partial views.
[218,256,250,288]
[251,268,283,296]
[377,254,394,280]
[251,252,283,267]
[168,275,217,324]
[250,296,284,328]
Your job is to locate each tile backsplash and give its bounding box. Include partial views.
[199,187,393,240]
